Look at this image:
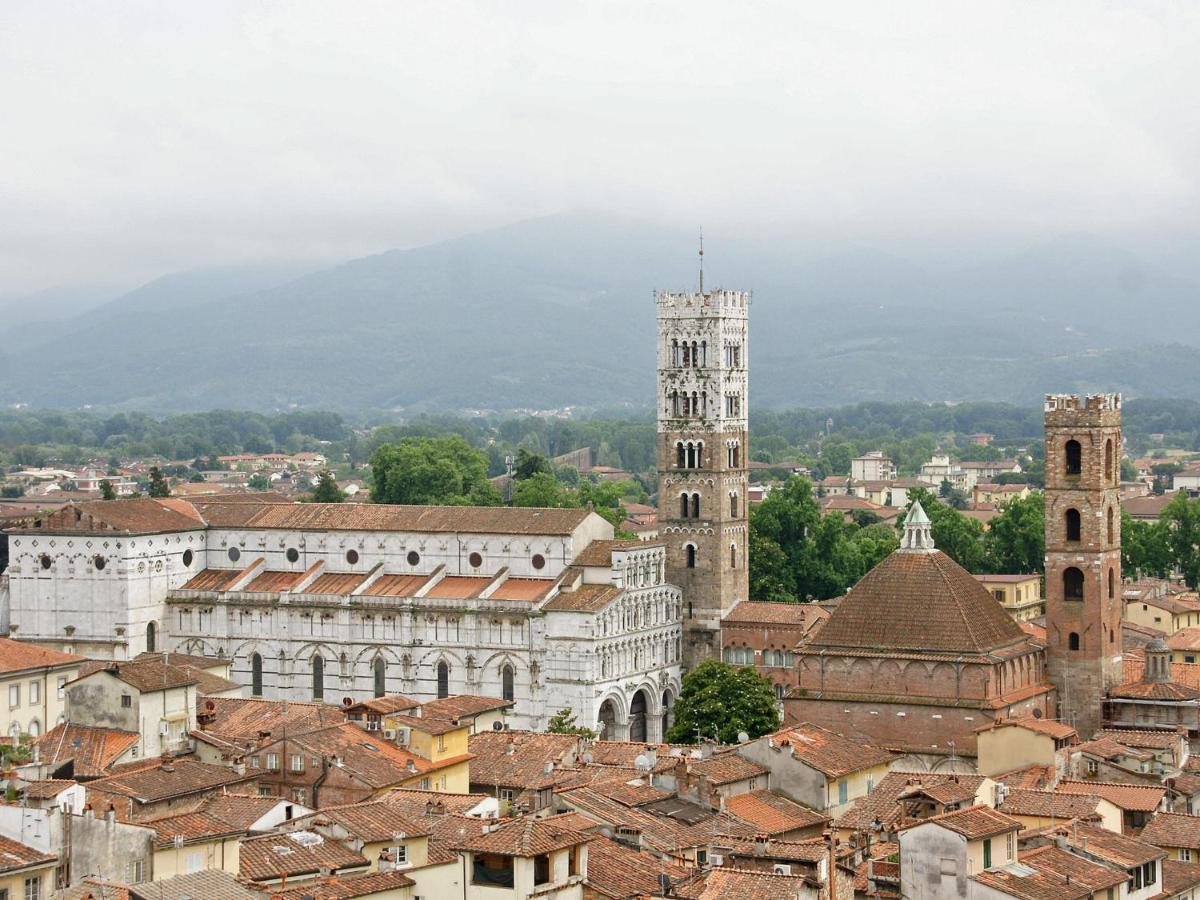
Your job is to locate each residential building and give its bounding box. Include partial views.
[0,835,56,900]
[0,638,84,741]
[1127,593,1200,635]
[656,287,749,666]
[898,806,1023,898]
[85,757,258,822]
[452,818,589,899]
[974,717,1077,777]
[1141,812,1200,862]
[850,452,896,483]
[467,731,581,814]
[973,574,1045,623]
[239,830,371,886]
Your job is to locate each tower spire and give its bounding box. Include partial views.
[900,501,935,552]
[698,227,704,293]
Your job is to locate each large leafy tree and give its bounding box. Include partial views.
[369,436,500,506]
[309,470,346,503]
[983,493,1045,574]
[665,660,780,744]
[147,466,171,498]
[749,476,897,601]
[1122,510,1173,580]
[1164,493,1200,589]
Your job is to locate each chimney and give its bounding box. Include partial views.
[507,737,516,756]
[645,745,658,768]
[700,739,714,760]
[378,851,394,873]
[754,833,770,850]
[105,805,116,824]
[233,758,246,776]
[406,759,417,774]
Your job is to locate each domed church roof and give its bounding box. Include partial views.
[808,502,1029,655]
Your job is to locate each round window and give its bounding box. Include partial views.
[407,550,420,566]
[93,555,106,571]
[228,547,241,562]
[469,551,483,568]
[286,548,299,563]
[346,549,359,565]
[531,553,546,570]
[182,549,194,567]
[40,554,52,570]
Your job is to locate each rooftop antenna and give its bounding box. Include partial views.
[698,228,704,293]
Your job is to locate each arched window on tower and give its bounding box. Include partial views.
[1068,632,1080,651]
[1105,439,1114,483]
[1065,440,1082,476]
[730,493,739,517]
[687,443,696,469]
[691,341,698,367]
[251,653,263,697]
[676,443,685,468]
[680,494,689,519]
[1065,508,1081,542]
[1063,567,1084,601]
[145,621,156,653]
[730,543,737,568]
[671,391,680,417]
[691,392,699,417]
[1107,506,1115,545]
[701,391,707,416]
[436,661,449,699]
[311,654,324,700]
[1108,567,1116,600]
[686,545,696,569]
[501,664,514,702]
[373,657,386,698]
[691,493,700,518]
[671,339,679,367]
[682,342,691,367]
[700,340,707,366]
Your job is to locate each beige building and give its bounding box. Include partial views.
[851,452,896,483]
[898,806,1022,898]
[975,716,1076,777]
[974,574,1045,622]
[453,817,589,899]
[0,835,56,900]
[1127,594,1200,636]
[0,638,84,742]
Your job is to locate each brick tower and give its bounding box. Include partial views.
[1044,393,1123,739]
[656,281,749,668]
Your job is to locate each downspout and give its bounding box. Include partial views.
[312,753,330,808]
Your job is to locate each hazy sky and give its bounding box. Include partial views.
[2,1,1199,294]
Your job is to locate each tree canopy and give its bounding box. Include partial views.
[147,466,171,498]
[369,436,501,506]
[309,470,346,503]
[665,660,780,744]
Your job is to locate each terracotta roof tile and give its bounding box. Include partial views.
[805,549,1029,654]
[344,695,421,716]
[20,778,78,800]
[722,601,830,627]
[696,868,815,900]
[763,723,897,777]
[304,800,430,842]
[467,731,578,790]
[906,805,1020,839]
[76,657,199,693]
[34,723,139,779]
[239,830,369,882]
[126,869,260,900]
[10,499,204,536]
[541,583,622,612]
[571,539,650,567]
[452,817,589,856]
[361,573,427,597]
[196,697,345,747]
[179,567,246,591]
[425,576,493,599]
[1052,821,1165,867]
[1057,780,1166,813]
[485,577,554,602]
[724,790,827,834]
[197,793,290,829]
[142,810,246,848]
[581,834,692,899]
[264,871,415,900]
[1109,679,1200,700]
[0,835,56,874]
[422,695,513,720]
[0,638,84,674]
[993,765,1056,791]
[688,754,767,786]
[559,787,689,854]
[1073,737,1154,762]
[190,500,594,535]
[971,868,1091,900]
[1140,812,1200,850]
[1018,845,1126,891]
[1097,729,1183,750]
[1163,859,1200,894]
[834,772,988,831]
[243,569,307,592]
[305,572,368,594]
[378,788,490,818]
[278,723,456,788]
[977,716,1077,740]
[87,758,256,804]
[582,778,671,808]
[998,789,1104,820]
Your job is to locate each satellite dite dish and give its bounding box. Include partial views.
[634,754,650,772]
[1032,709,1044,719]
[583,752,594,765]
[737,731,750,744]
[492,720,504,731]
[658,873,671,893]
[342,697,353,707]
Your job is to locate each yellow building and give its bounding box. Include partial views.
[148,821,243,879]
[997,788,1123,834]
[975,717,1076,777]
[0,638,84,742]
[383,714,472,792]
[292,800,432,872]
[973,574,1045,623]
[898,806,1022,893]
[0,835,57,900]
[1127,595,1200,637]
[1168,627,1200,664]
[1141,812,1200,862]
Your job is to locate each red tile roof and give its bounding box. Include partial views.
[971,867,1090,900]
[468,731,578,790]
[763,723,897,777]
[581,834,693,899]
[1057,780,1166,813]
[0,638,84,675]
[541,583,622,612]
[306,572,368,594]
[998,789,1105,820]
[304,800,430,843]
[196,697,345,747]
[1163,859,1200,895]
[688,754,767,786]
[805,549,1029,654]
[87,758,256,804]
[1018,844,1126,891]
[906,805,1020,839]
[76,657,199,692]
[0,835,56,875]
[696,868,815,900]
[977,716,1077,740]
[179,567,247,591]
[34,724,139,779]
[453,817,589,856]
[724,790,827,834]
[10,499,204,536]
[239,831,369,882]
[265,871,415,900]
[422,695,513,720]
[722,601,830,628]
[1140,812,1200,850]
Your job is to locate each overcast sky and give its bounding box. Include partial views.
[2,1,1198,294]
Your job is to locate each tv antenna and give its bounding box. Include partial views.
[698,228,704,293]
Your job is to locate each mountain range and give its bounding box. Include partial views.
[1,211,1197,413]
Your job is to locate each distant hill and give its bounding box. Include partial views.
[1,211,1197,412]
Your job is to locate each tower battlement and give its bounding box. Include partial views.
[655,289,750,317]
[1045,393,1123,427]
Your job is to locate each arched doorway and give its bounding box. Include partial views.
[598,699,619,741]
[629,690,649,743]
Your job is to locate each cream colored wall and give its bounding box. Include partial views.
[976,727,1055,776]
[0,664,78,739]
[407,859,464,899]
[152,837,240,879]
[469,710,507,734]
[827,763,891,818]
[361,835,430,870]
[0,863,56,900]
[1006,801,1122,834]
[965,830,1016,874]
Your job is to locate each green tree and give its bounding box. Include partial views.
[514,449,552,481]
[665,660,780,745]
[1122,510,1173,580]
[247,473,271,491]
[511,472,570,508]
[820,441,855,475]
[310,470,346,503]
[99,480,116,501]
[370,437,500,506]
[147,466,171,498]
[1164,493,1200,589]
[545,708,596,739]
[1120,457,1139,482]
[904,488,985,571]
[983,493,1045,574]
